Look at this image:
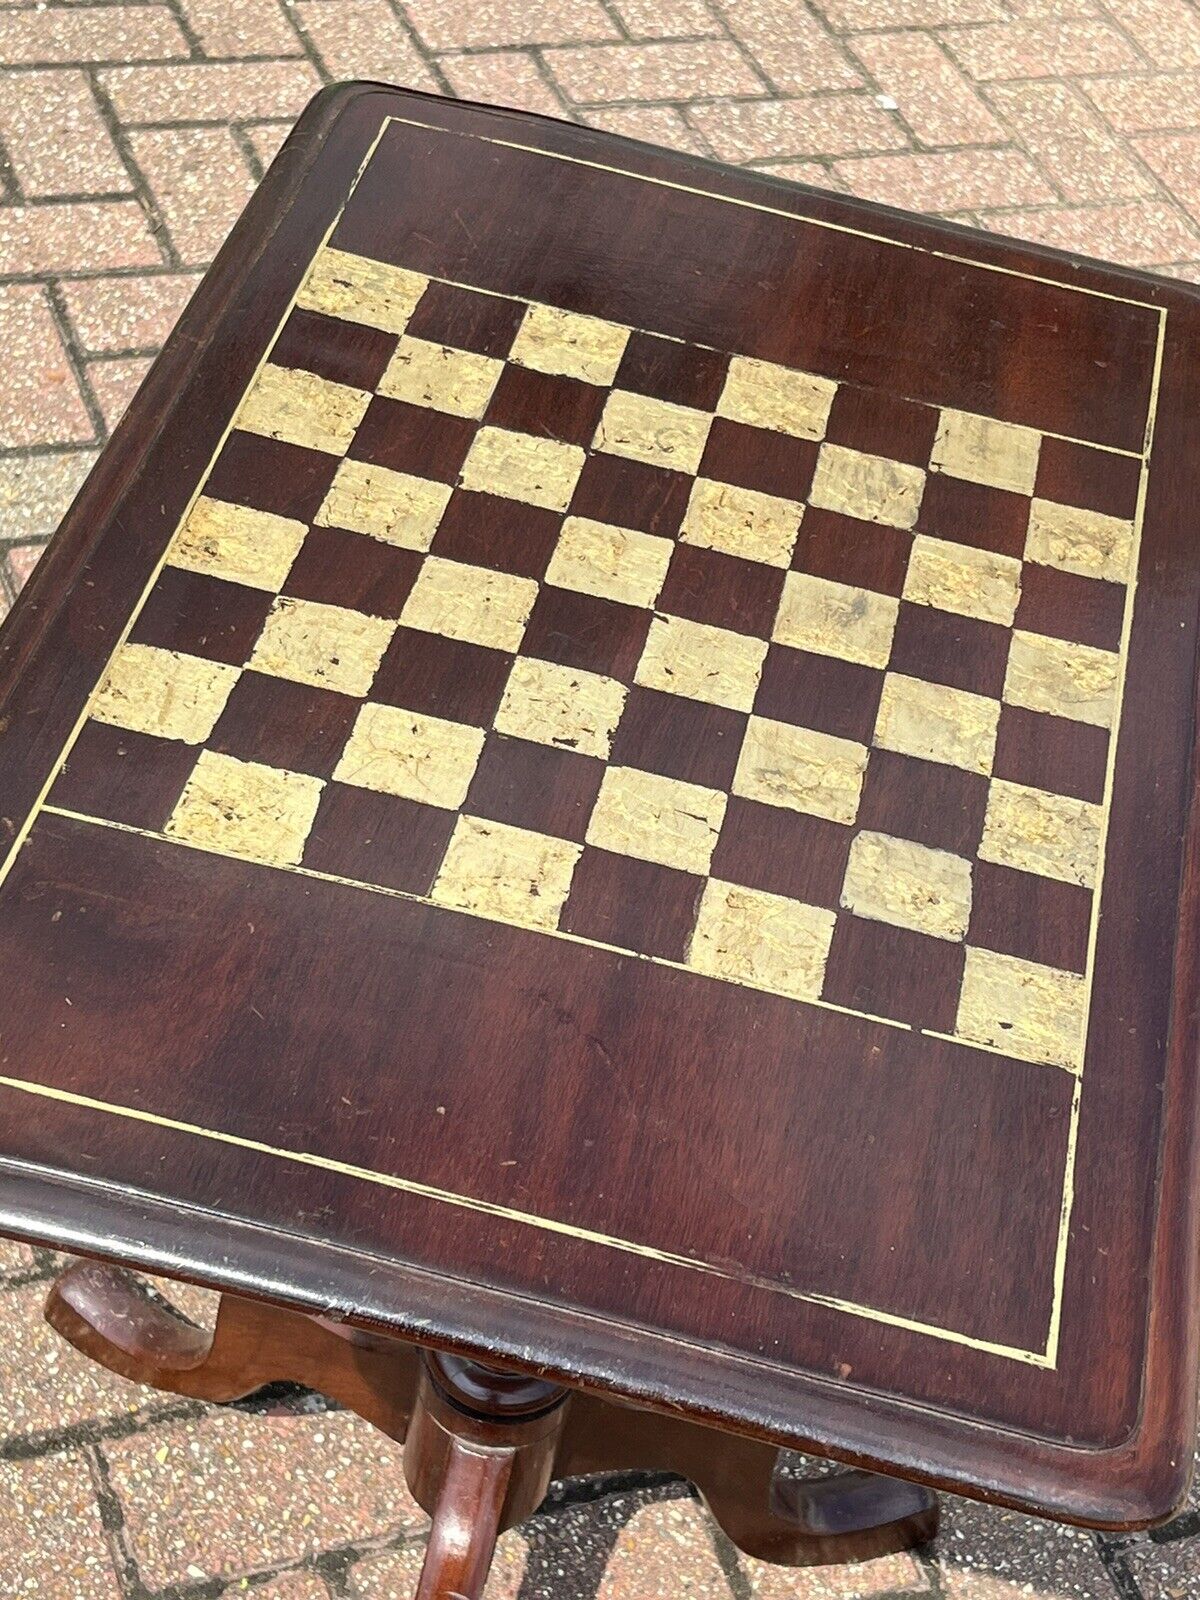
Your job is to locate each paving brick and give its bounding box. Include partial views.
[247,120,295,171]
[934,1495,1116,1597]
[835,146,1055,211]
[295,1,440,91]
[179,0,306,57]
[0,69,129,199]
[543,39,765,104]
[1084,73,1200,135]
[0,1235,39,1276]
[0,1451,122,1600]
[4,540,47,596]
[849,34,1004,148]
[0,199,160,274]
[1135,133,1200,224]
[130,125,257,265]
[690,93,907,164]
[719,1,860,94]
[941,20,1140,81]
[1103,0,1200,71]
[88,354,153,432]
[254,1574,331,1600]
[0,282,92,447]
[0,449,95,544]
[436,49,566,116]
[987,80,1156,203]
[588,105,708,154]
[62,270,200,355]
[106,1409,425,1589]
[812,0,1006,26]
[1126,1528,1200,1599]
[100,59,321,126]
[402,0,618,52]
[349,1531,528,1597]
[754,159,842,188]
[980,197,1200,265]
[0,3,187,66]
[596,1499,731,1597]
[742,1546,929,1595]
[609,0,722,37]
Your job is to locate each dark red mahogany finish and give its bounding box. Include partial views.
[0,87,1198,1539]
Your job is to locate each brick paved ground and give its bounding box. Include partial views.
[0,1,1199,1595]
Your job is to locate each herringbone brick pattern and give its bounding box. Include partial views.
[0,4,1198,1595]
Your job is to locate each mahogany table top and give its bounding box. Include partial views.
[1,84,1198,1530]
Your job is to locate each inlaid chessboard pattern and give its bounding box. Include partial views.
[50,245,1143,1075]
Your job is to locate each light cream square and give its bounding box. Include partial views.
[236,363,370,456]
[680,478,804,569]
[494,657,627,760]
[634,614,767,713]
[1025,499,1136,585]
[400,556,537,652]
[248,596,394,697]
[544,516,672,609]
[808,443,925,530]
[432,815,581,933]
[733,717,866,825]
[716,356,837,440]
[841,830,973,942]
[315,459,451,552]
[509,303,629,386]
[874,672,1000,775]
[460,426,585,513]
[169,496,307,592]
[333,703,484,809]
[773,572,898,669]
[979,778,1102,888]
[166,751,323,868]
[586,765,726,875]
[377,335,503,419]
[593,390,712,475]
[1003,629,1119,729]
[688,879,836,1001]
[956,947,1086,1071]
[931,409,1041,495]
[902,534,1022,626]
[297,247,427,335]
[92,643,238,745]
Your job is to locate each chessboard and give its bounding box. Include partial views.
[48,242,1141,1076]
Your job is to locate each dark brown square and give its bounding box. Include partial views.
[857,747,989,858]
[711,797,852,908]
[560,847,703,961]
[349,394,476,482]
[283,526,422,617]
[1015,563,1126,653]
[791,507,911,596]
[302,782,456,896]
[130,567,272,667]
[522,584,652,681]
[699,417,818,502]
[992,704,1109,805]
[405,279,525,358]
[372,626,512,726]
[271,307,397,392]
[206,431,338,524]
[568,451,692,538]
[49,721,196,831]
[209,671,359,779]
[615,331,728,410]
[1035,434,1141,521]
[824,386,939,467]
[466,735,604,843]
[484,363,607,448]
[969,860,1092,975]
[656,544,786,638]
[430,489,563,580]
[609,686,746,790]
[755,643,884,744]
[917,473,1029,559]
[822,914,965,1032]
[887,601,1011,699]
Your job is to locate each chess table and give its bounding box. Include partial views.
[2,84,1200,1595]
